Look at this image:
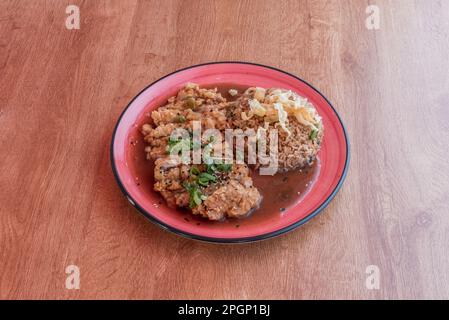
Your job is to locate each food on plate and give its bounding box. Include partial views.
[141,83,229,161]
[140,83,323,221]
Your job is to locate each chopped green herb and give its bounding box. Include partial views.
[189,166,200,176]
[199,172,216,182]
[197,177,209,186]
[167,136,180,153]
[183,181,204,208]
[191,190,202,207]
[183,181,197,192]
[216,163,232,172]
[309,129,318,140]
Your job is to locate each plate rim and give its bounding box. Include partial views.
[110,61,350,244]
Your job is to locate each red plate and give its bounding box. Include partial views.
[111,62,349,243]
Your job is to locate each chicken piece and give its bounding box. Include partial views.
[190,164,262,221]
[153,157,261,220]
[192,180,261,221]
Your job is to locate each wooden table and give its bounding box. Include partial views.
[1,0,448,300]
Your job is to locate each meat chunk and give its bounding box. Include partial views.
[188,164,261,220]
[153,157,190,208]
[227,87,323,171]
[153,157,261,220]
[192,180,261,220]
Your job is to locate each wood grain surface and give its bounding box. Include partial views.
[1,0,449,300]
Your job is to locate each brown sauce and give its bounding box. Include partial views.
[247,162,319,222]
[131,83,320,225]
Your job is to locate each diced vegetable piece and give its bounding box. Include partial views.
[206,163,217,174]
[309,129,318,140]
[199,172,216,183]
[191,191,202,207]
[175,115,186,123]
